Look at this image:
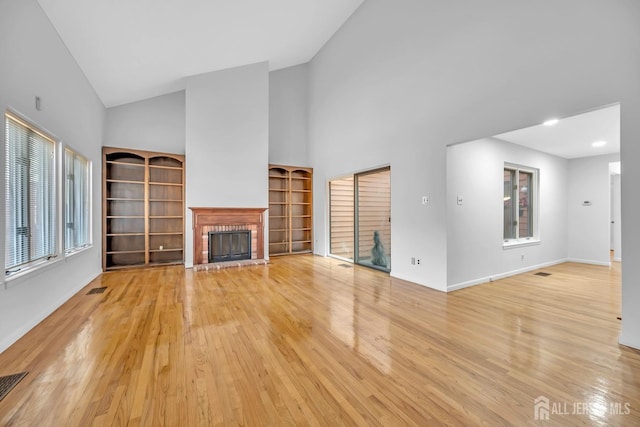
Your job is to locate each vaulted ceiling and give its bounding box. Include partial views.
[37,0,364,107]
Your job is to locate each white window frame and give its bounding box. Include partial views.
[3,110,93,287]
[64,146,92,255]
[4,111,60,279]
[503,163,540,248]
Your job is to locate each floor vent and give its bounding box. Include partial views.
[87,287,107,295]
[338,264,353,268]
[534,272,551,277]
[0,372,28,401]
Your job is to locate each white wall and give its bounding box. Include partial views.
[567,154,620,265]
[621,98,640,349]
[446,138,569,290]
[269,64,309,166]
[0,0,105,352]
[185,62,269,267]
[105,91,185,154]
[307,0,640,347]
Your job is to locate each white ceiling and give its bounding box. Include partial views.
[495,104,620,159]
[37,0,364,107]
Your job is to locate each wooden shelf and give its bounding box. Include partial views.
[148,165,182,170]
[268,164,313,256]
[149,182,182,186]
[106,250,145,255]
[103,147,185,271]
[106,179,144,185]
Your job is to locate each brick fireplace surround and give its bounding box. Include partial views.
[190,207,267,269]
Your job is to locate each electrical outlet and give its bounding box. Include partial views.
[417,259,421,265]
[422,196,429,205]
[521,253,525,261]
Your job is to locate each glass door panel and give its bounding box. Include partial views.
[329,176,354,260]
[355,168,390,272]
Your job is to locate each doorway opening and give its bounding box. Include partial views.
[610,161,621,262]
[329,167,391,272]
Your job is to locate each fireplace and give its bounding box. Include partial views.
[208,230,251,263]
[190,207,267,268]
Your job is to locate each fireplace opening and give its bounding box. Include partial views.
[208,230,252,263]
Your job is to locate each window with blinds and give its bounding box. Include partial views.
[5,113,57,274]
[65,148,90,253]
[503,164,538,244]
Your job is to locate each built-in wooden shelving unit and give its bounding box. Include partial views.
[268,165,313,256]
[103,147,185,270]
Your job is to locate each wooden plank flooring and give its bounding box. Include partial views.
[0,256,638,426]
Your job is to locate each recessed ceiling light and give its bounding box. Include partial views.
[543,119,559,126]
[592,140,607,147]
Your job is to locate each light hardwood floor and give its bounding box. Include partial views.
[0,256,638,426]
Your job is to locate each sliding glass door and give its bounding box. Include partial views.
[355,168,391,271]
[329,167,391,272]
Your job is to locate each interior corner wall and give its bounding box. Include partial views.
[0,0,105,352]
[105,91,186,154]
[446,138,569,290]
[269,64,310,166]
[184,62,269,267]
[621,96,640,350]
[307,0,640,305]
[567,153,620,265]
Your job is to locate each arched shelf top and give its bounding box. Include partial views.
[106,152,145,165]
[149,156,183,168]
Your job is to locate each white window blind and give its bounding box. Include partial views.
[5,113,57,273]
[65,148,90,252]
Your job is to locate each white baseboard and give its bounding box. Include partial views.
[619,334,640,351]
[0,270,101,354]
[566,258,611,267]
[447,259,569,292]
[391,271,447,292]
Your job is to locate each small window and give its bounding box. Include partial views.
[5,113,57,274]
[65,148,91,253]
[504,165,537,244]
